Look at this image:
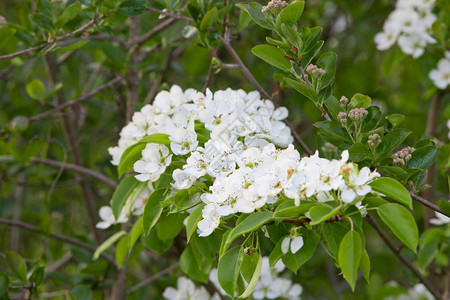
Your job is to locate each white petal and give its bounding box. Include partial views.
[281,236,290,254]
[290,236,304,254]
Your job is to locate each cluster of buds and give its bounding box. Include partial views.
[306,64,325,78]
[0,16,6,28]
[348,108,368,121]
[368,134,381,148]
[262,0,288,14]
[393,146,415,165]
[337,111,347,123]
[321,142,338,157]
[340,96,349,109]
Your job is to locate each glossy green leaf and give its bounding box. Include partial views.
[308,205,340,225]
[143,189,166,235]
[317,52,337,89]
[323,222,349,259]
[375,128,411,158]
[55,3,81,27]
[406,146,439,170]
[281,230,320,273]
[118,143,146,178]
[369,177,412,208]
[277,1,304,27]
[119,0,149,15]
[93,231,127,260]
[141,230,173,254]
[186,204,204,242]
[218,246,244,297]
[180,243,213,283]
[251,44,291,71]
[111,176,138,219]
[338,231,361,291]
[280,24,303,53]
[240,253,262,298]
[348,142,372,162]
[360,249,370,283]
[115,235,128,268]
[284,77,318,103]
[314,121,352,143]
[225,212,273,250]
[128,217,143,250]
[236,3,275,30]
[378,203,418,252]
[157,212,185,240]
[361,106,381,132]
[385,114,405,127]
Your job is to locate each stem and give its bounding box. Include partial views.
[127,263,179,294]
[365,214,442,300]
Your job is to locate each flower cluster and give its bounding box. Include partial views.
[392,146,415,165]
[374,0,436,57]
[429,51,450,89]
[368,134,382,149]
[162,277,220,300]
[198,149,379,236]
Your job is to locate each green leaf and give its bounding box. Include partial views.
[225,212,273,251]
[115,235,128,268]
[138,133,171,145]
[302,26,322,55]
[274,202,315,218]
[378,203,418,252]
[350,93,371,108]
[280,24,303,53]
[269,235,287,267]
[53,40,88,52]
[30,266,44,286]
[361,106,381,132]
[369,177,412,208]
[26,79,46,100]
[143,189,166,235]
[93,231,127,260]
[375,128,411,159]
[308,205,340,225]
[111,176,138,220]
[251,44,291,71]
[338,231,361,291]
[378,166,409,181]
[157,212,185,240]
[119,0,149,15]
[236,3,275,30]
[266,37,291,50]
[284,77,318,103]
[70,285,92,300]
[406,146,439,170]
[186,204,204,242]
[200,7,218,31]
[240,253,262,298]
[0,27,17,49]
[277,1,304,27]
[5,251,27,283]
[348,143,372,162]
[323,222,349,259]
[118,143,146,178]
[55,3,81,27]
[317,52,337,89]
[141,230,173,254]
[385,114,405,127]
[128,217,143,251]
[438,200,450,216]
[218,246,244,297]
[360,249,370,283]
[314,121,352,143]
[0,273,9,297]
[181,243,212,283]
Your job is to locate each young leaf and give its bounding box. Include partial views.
[93,231,127,260]
[111,176,138,220]
[143,189,166,235]
[360,249,370,283]
[350,93,371,108]
[338,231,361,291]
[225,212,273,250]
[26,79,46,100]
[236,3,275,30]
[369,177,412,208]
[277,1,304,27]
[218,246,244,297]
[186,204,205,242]
[251,45,291,71]
[5,251,27,283]
[308,205,340,225]
[317,52,337,89]
[385,114,405,127]
[200,7,218,31]
[281,24,303,53]
[240,253,262,298]
[377,203,418,253]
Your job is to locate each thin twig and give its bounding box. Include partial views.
[0,16,105,60]
[0,218,116,266]
[409,191,448,218]
[218,35,313,155]
[133,18,177,47]
[147,7,195,23]
[29,76,123,122]
[127,263,179,294]
[365,214,442,300]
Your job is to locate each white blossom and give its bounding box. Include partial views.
[429,52,450,89]
[96,206,127,229]
[133,143,172,182]
[429,212,450,226]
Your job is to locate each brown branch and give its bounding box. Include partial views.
[30,157,117,188]
[29,76,123,122]
[409,191,448,218]
[0,16,105,60]
[127,262,179,294]
[0,218,116,266]
[218,35,313,155]
[133,17,177,47]
[365,214,442,300]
